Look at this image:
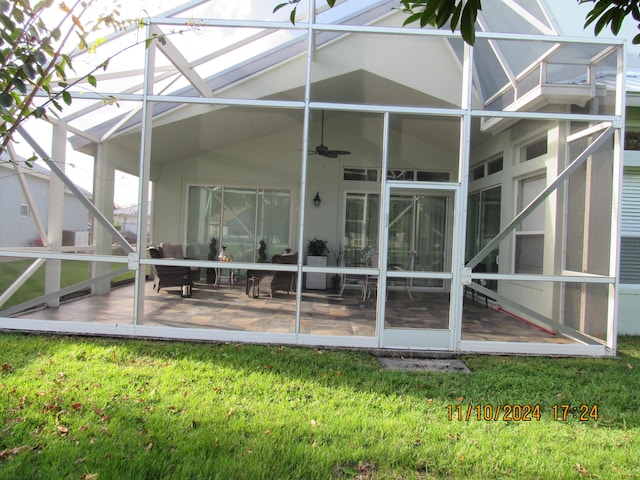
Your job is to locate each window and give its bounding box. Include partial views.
[387,170,414,181]
[19,204,30,217]
[186,186,291,262]
[470,154,503,180]
[343,168,450,183]
[620,167,640,283]
[343,168,378,181]
[521,136,548,162]
[625,130,640,151]
[487,156,503,175]
[415,171,450,182]
[472,165,485,180]
[514,175,545,274]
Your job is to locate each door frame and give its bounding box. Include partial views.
[378,181,463,350]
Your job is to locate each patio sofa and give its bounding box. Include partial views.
[147,242,198,293]
[246,252,298,298]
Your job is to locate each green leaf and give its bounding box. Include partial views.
[594,9,616,35]
[61,54,73,71]
[0,13,16,32]
[62,90,72,106]
[420,1,439,28]
[35,51,47,65]
[403,12,422,27]
[54,63,67,80]
[33,106,46,118]
[584,1,611,27]
[21,62,36,79]
[0,92,13,108]
[13,78,26,94]
[610,9,626,35]
[450,3,463,32]
[436,0,456,29]
[272,3,289,14]
[87,74,96,87]
[460,1,477,45]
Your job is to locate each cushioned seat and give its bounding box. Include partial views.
[246,252,298,298]
[148,242,198,293]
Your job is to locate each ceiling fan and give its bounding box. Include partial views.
[311,111,351,158]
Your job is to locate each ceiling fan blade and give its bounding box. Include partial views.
[328,150,351,156]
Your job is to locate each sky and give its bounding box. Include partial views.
[15,0,640,208]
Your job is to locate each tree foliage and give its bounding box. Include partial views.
[0,0,126,162]
[582,0,640,44]
[275,0,640,46]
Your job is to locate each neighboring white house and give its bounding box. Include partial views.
[113,204,152,245]
[0,161,90,248]
[0,0,629,356]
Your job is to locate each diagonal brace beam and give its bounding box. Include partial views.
[17,127,134,254]
[152,25,212,98]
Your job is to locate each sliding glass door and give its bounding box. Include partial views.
[186,186,291,262]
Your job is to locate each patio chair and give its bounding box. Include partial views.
[338,253,367,299]
[363,254,379,301]
[147,242,198,293]
[339,249,378,301]
[246,252,298,298]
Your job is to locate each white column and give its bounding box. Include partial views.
[91,142,116,294]
[44,122,67,307]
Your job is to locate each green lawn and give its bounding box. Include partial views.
[0,259,134,309]
[0,333,638,479]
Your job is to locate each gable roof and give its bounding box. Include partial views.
[60,0,622,156]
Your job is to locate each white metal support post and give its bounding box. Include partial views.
[450,40,475,351]
[134,22,158,326]
[608,41,627,353]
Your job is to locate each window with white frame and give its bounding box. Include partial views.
[19,204,30,217]
[470,154,503,180]
[620,167,640,284]
[343,168,450,183]
[520,136,548,163]
[514,175,545,274]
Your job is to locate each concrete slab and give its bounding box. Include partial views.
[377,357,471,373]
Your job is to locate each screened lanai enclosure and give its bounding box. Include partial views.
[0,0,625,355]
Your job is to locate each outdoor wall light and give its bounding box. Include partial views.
[313,192,322,207]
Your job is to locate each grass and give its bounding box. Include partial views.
[0,259,134,309]
[0,333,638,479]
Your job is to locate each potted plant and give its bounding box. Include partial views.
[307,238,328,256]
